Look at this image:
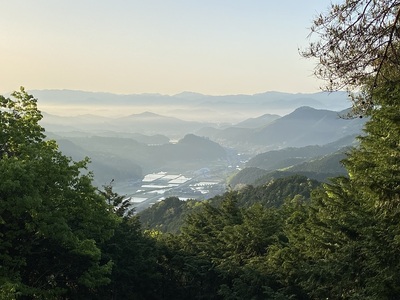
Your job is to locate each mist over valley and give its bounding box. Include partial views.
[37,89,365,210]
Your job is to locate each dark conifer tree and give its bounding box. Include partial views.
[272,61,400,300]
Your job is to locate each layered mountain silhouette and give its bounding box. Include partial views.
[197,106,365,152]
[41,111,210,138]
[48,132,228,185]
[32,89,352,123]
[35,90,367,186]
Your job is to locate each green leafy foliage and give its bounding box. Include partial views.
[3,18,400,297]
[267,68,400,298]
[154,192,289,299]
[150,3,400,298]
[139,175,320,235]
[139,197,203,233]
[231,142,353,187]
[285,150,347,175]
[97,215,161,299]
[0,88,120,298]
[235,175,321,208]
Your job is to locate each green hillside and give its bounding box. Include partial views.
[51,133,228,177]
[138,174,320,233]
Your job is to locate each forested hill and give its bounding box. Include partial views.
[227,136,353,187]
[3,1,400,297]
[246,135,355,171]
[196,106,365,151]
[229,150,349,186]
[139,175,321,233]
[3,65,400,298]
[49,133,228,185]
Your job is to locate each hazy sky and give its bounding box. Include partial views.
[1,1,334,96]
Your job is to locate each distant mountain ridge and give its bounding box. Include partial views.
[233,113,280,128]
[51,133,228,183]
[34,90,366,188]
[246,134,356,171]
[30,89,349,106]
[41,105,366,156]
[41,111,212,138]
[196,106,365,152]
[247,106,364,147]
[30,89,353,123]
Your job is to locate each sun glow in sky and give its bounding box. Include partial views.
[1,1,333,95]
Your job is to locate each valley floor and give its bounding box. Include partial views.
[114,167,232,212]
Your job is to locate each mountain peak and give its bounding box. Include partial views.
[137,111,160,117]
[289,106,333,117]
[173,91,206,99]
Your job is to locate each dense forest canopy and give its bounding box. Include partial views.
[1,0,400,299]
[0,88,119,298]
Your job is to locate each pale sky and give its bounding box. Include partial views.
[0,1,333,96]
